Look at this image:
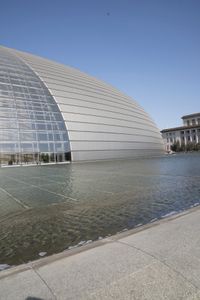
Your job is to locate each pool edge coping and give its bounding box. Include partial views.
[1,204,200,279]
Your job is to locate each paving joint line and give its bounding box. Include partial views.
[116,240,200,291]
[3,175,78,202]
[0,187,30,209]
[31,265,57,300]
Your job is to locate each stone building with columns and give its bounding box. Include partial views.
[161,113,200,152]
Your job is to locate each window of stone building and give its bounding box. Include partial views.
[192,119,196,125]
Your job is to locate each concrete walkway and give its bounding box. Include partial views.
[1,207,200,300]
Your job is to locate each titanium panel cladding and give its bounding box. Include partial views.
[0,46,164,164]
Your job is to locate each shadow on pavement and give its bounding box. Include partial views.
[26,297,44,300]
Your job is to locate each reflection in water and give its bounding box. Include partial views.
[0,153,200,266]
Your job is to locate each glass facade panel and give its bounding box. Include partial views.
[0,48,71,166]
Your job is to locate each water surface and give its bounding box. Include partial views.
[0,153,200,266]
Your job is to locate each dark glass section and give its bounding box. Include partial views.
[0,48,71,166]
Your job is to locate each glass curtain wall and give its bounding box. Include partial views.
[0,48,71,166]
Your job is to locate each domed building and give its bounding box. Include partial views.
[0,46,164,165]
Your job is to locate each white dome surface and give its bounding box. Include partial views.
[0,46,164,163]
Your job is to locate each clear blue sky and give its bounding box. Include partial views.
[1,0,200,130]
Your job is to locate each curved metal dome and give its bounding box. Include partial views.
[0,46,164,165]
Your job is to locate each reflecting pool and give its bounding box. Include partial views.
[0,153,200,266]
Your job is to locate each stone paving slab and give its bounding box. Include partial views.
[1,207,200,300]
[120,207,200,289]
[36,242,154,300]
[0,269,53,300]
[86,261,197,300]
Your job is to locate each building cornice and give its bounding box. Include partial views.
[181,113,200,119]
[161,124,200,133]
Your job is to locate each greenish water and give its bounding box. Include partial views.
[0,153,200,267]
